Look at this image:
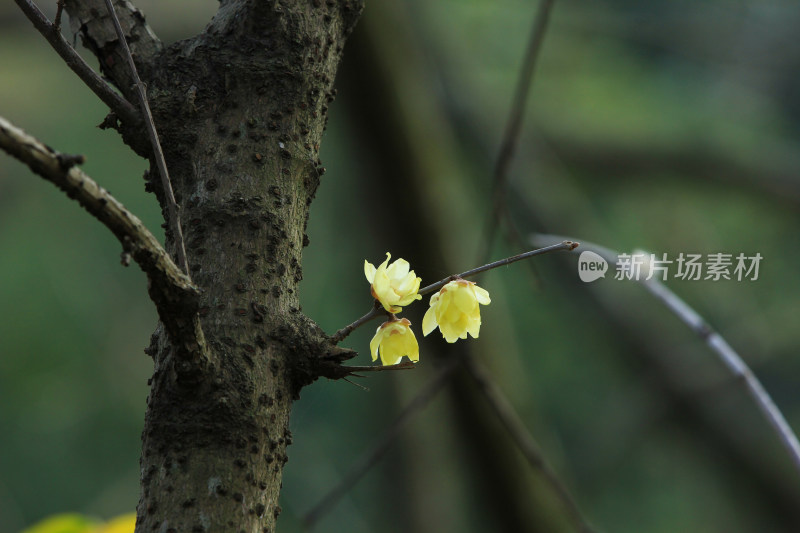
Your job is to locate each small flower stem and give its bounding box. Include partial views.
[331,241,577,344]
[419,240,578,296]
[343,361,418,373]
[331,303,386,344]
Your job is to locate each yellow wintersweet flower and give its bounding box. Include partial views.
[422,279,491,343]
[20,512,136,533]
[94,513,136,533]
[370,318,420,365]
[20,514,96,533]
[364,252,422,313]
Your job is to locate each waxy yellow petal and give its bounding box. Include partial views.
[474,285,491,305]
[422,279,490,343]
[422,306,437,336]
[369,318,419,365]
[364,260,377,284]
[364,252,422,313]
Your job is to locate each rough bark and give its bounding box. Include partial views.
[61,1,363,531]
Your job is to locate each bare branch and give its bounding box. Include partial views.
[0,115,208,364]
[547,136,800,211]
[303,358,460,529]
[330,301,388,344]
[54,0,65,30]
[103,0,189,275]
[533,233,800,478]
[332,242,577,344]
[63,0,162,99]
[464,357,598,533]
[478,0,556,263]
[343,361,417,374]
[420,240,578,296]
[14,0,140,125]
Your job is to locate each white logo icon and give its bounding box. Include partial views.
[578,251,608,282]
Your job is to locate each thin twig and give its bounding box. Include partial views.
[332,242,577,344]
[342,361,417,374]
[14,0,140,125]
[464,357,598,533]
[478,0,556,264]
[302,358,460,529]
[331,304,385,344]
[0,115,186,289]
[420,240,578,296]
[533,233,800,478]
[53,0,65,30]
[103,0,189,275]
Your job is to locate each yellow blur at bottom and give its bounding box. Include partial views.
[20,513,136,533]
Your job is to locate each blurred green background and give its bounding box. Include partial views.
[2,1,800,532]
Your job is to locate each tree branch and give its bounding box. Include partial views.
[103,0,188,275]
[478,0,556,264]
[331,242,578,345]
[419,240,578,296]
[63,0,162,100]
[14,0,140,125]
[463,356,598,533]
[306,349,599,532]
[547,136,800,211]
[0,115,207,364]
[303,358,460,529]
[533,233,800,479]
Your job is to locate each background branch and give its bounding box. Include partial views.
[546,136,800,211]
[478,0,556,264]
[464,356,597,533]
[303,358,460,529]
[533,233,800,478]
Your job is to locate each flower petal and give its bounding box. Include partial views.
[382,252,392,264]
[407,339,420,362]
[422,306,437,336]
[387,257,410,279]
[452,285,478,313]
[394,272,416,293]
[473,284,491,305]
[380,341,403,365]
[373,270,392,302]
[370,325,384,362]
[364,260,377,283]
[466,315,481,339]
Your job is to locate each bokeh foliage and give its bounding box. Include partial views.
[1,1,799,532]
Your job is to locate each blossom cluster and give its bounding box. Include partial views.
[364,253,491,365]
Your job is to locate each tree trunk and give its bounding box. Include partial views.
[63,1,363,531]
